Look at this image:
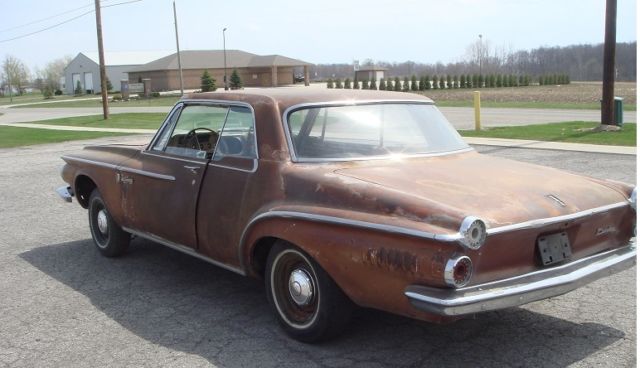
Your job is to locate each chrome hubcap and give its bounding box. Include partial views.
[97,209,108,235]
[288,269,314,306]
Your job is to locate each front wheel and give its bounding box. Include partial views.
[88,189,130,257]
[265,241,353,342]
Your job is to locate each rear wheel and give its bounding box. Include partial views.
[88,189,130,257]
[265,241,353,342]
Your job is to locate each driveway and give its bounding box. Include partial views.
[0,136,635,367]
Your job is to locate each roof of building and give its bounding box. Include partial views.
[80,51,173,66]
[128,50,313,72]
[357,66,388,71]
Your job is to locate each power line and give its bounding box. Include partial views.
[0,3,94,33]
[0,0,142,44]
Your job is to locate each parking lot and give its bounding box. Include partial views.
[0,135,635,368]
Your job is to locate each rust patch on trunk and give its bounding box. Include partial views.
[366,247,418,273]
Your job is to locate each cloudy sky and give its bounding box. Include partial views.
[0,0,637,71]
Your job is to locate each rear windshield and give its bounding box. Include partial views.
[286,103,469,161]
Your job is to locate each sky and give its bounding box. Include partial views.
[0,0,637,72]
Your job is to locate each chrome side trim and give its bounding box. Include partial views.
[405,241,636,316]
[486,201,630,235]
[123,226,246,276]
[141,150,205,165]
[240,203,633,257]
[61,156,117,170]
[118,166,176,181]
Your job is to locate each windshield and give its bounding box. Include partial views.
[286,103,469,161]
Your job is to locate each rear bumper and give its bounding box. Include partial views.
[56,186,74,203]
[405,240,636,316]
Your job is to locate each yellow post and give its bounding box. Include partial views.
[473,91,481,131]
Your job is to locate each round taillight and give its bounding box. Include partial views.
[444,255,473,288]
[459,216,487,250]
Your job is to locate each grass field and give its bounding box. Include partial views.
[0,93,77,106]
[0,126,131,148]
[419,82,637,111]
[459,121,636,146]
[14,96,180,108]
[29,113,167,129]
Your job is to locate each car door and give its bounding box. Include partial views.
[196,105,259,264]
[119,102,229,249]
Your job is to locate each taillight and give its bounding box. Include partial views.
[444,255,473,288]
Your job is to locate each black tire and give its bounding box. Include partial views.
[88,189,130,257]
[265,241,353,342]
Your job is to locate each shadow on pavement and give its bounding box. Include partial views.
[21,239,625,367]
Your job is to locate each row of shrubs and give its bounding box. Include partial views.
[327,73,570,90]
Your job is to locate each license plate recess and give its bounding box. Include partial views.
[537,232,571,266]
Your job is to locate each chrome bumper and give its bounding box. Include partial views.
[405,241,636,316]
[56,186,74,203]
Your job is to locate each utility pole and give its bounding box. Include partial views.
[601,0,616,126]
[223,28,228,90]
[173,1,184,95]
[94,0,109,119]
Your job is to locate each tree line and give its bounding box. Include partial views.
[326,73,570,90]
[310,42,636,82]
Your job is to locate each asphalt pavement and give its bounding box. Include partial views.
[0,135,635,367]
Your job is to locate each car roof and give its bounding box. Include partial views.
[184,88,434,112]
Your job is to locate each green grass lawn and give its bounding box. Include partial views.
[460,121,636,146]
[437,100,637,111]
[30,113,167,129]
[0,93,76,106]
[0,126,131,148]
[14,96,180,108]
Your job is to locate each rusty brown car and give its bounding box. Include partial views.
[57,89,636,342]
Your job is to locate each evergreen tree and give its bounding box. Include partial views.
[361,77,369,90]
[446,75,452,89]
[466,74,472,88]
[471,74,478,88]
[518,75,524,87]
[230,69,242,89]
[393,77,400,91]
[201,70,217,92]
[353,78,360,89]
[101,78,113,92]
[387,78,394,91]
[410,75,418,91]
[402,76,410,91]
[437,75,444,89]
[459,75,466,89]
[326,78,334,89]
[424,75,431,90]
[344,78,351,89]
[479,75,484,88]
[431,76,438,90]
[335,78,343,88]
[370,78,377,90]
[74,80,83,95]
[378,78,385,91]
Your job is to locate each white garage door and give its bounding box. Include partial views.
[72,73,81,92]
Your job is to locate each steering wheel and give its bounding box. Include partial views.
[185,127,217,151]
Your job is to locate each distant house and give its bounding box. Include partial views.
[355,66,387,85]
[127,50,313,91]
[63,51,170,94]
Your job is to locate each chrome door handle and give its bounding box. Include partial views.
[184,165,200,174]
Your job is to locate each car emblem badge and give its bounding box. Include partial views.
[546,194,567,207]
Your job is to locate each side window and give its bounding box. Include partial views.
[165,105,228,159]
[152,106,182,151]
[213,106,257,160]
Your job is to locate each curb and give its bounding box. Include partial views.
[465,137,636,156]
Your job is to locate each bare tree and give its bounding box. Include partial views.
[2,55,30,96]
[41,56,72,92]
